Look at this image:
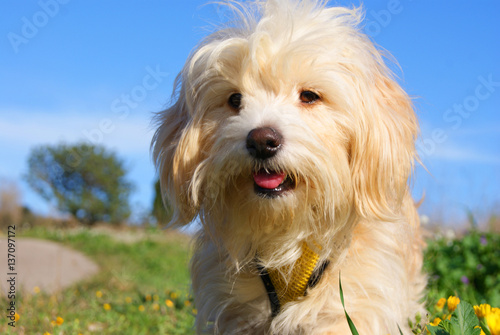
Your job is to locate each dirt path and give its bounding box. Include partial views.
[0,238,99,295]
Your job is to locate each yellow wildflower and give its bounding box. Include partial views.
[165,299,174,308]
[430,317,442,326]
[440,314,452,321]
[184,300,191,307]
[103,303,111,311]
[145,294,152,301]
[55,316,64,325]
[447,296,460,312]
[486,309,500,335]
[435,298,446,310]
[43,333,51,335]
[138,305,145,312]
[474,304,492,318]
[125,296,132,304]
[95,290,103,298]
[14,313,20,321]
[33,286,40,294]
[152,303,160,311]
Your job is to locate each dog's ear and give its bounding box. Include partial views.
[152,77,202,227]
[350,70,418,221]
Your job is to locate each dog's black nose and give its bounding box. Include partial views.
[246,127,283,159]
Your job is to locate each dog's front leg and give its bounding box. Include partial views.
[191,238,271,334]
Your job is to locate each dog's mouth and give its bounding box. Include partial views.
[253,169,295,198]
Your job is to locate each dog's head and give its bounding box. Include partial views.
[152,0,418,259]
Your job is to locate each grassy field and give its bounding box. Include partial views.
[0,226,196,335]
[1,225,498,334]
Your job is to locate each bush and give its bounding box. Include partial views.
[25,143,134,226]
[152,179,172,226]
[425,230,500,307]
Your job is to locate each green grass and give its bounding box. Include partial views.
[422,230,500,335]
[424,230,500,308]
[2,226,498,334]
[0,226,195,334]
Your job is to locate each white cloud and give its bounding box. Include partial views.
[421,142,500,165]
[417,122,500,166]
[0,109,155,155]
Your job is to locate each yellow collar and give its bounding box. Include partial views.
[259,242,329,316]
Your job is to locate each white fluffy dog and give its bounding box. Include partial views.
[152,0,426,334]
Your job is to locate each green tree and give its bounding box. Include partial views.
[25,143,134,226]
[152,179,172,226]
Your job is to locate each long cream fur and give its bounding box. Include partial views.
[152,1,427,334]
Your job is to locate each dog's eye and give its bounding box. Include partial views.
[300,91,320,104]
[228,93,242,110]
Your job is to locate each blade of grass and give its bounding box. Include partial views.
[339,274,359,335]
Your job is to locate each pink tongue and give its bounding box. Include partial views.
[253,171,286,189]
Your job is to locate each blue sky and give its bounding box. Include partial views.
[1,1,499,226]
